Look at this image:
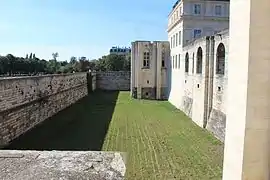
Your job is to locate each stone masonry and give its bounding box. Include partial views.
[168,30,229,142]
[0,73,88,147]
[96,71,130,91]
[0,150,126,180]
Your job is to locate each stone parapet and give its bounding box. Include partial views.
[0,150,126,180]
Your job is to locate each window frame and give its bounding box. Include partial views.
[143,51,150,68]
[178,54,181,69]
[172,55,175,69]
[179,31,182,46]
[215,5,222,16]
[176,33,178,47]
[194,29,202,39]
[194,4,201,15]
[161,52,165,68]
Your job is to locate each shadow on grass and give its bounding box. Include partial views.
[4,90,119,151]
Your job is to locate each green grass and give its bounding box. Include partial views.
[102,92,224,180]
[6,91,224,180]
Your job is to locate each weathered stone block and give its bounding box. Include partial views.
[207,109,226,142]
[181,96,193,118]
[0,150,126,180]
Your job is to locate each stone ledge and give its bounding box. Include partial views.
[0,150,126,180]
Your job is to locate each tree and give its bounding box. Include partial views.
[6,54,16,75]
[70,56,77,64]
[52,52,59,61]
[88,60,97,71]
[123,55,131,71]
[0,51,130,76]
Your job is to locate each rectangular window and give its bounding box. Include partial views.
[143,52,150,68]
[170,37,173,48]
[194,29,202,39]
[162,52,165,67]
[173,35,175,48]
[176,33,178,47]
[178,54,181,69]
[179,31,182,45]
[171,56,173,68]
[215,5,222,16]
[172,56,175,69]
[175,55,178,68]
[194,4,201,15]
[179,7,182,15]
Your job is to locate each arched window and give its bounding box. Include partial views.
[196,47,203,74]
[216,43,225,75]
[185,52,189,73]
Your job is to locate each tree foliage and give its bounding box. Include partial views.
[0,53,130,76]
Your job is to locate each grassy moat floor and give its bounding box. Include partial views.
[6,91,224,180]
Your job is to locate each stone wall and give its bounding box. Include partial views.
[0,73,88,147]
[96,71,130,91]
[0,150,126,179]
[168,30,229,142]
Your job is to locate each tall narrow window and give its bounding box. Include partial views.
[216,43,225,75]
[175,55,178,68]
[192,53,195,73]
[179,31,182,45]
[196,47,203,74]
[173,35,175,48]
[185,53,189,73]
[173,56,175,69]
[162,52,165,67]
[143,51,150,68]
[194,4,201,15]
[215,5,222,16]
[176,33,178,47]
[170,37,173,48]
[171,56,173,69]
[178,54,181,69]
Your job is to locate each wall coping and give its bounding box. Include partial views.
[0,72,87,82]
[0,150,126,179]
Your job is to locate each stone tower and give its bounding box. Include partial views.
[131,41,170,100]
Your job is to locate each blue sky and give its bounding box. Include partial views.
[0,0,175,61]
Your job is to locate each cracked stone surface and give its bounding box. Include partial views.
[0,150,126,180]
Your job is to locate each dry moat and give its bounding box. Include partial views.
[4,91,224,180]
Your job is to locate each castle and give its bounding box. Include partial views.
[132,0,270,178]
[131,0,230,141]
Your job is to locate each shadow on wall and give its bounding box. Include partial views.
[4,90,119,151]
[167,54,172,99]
